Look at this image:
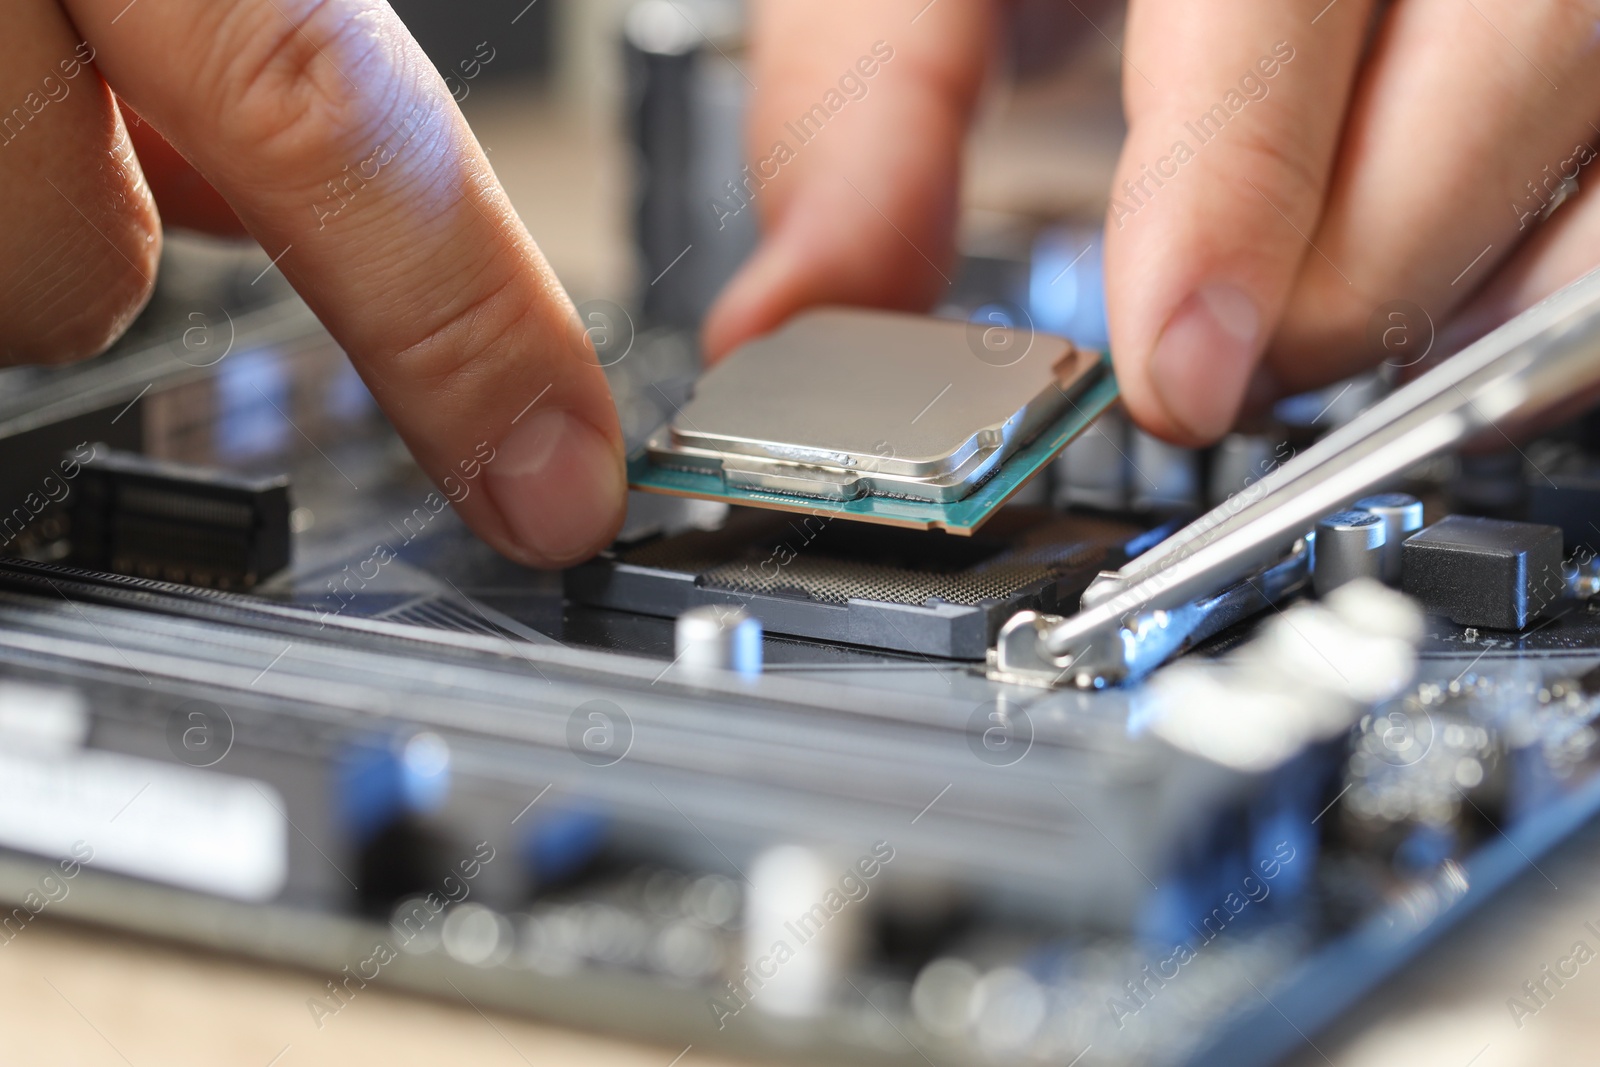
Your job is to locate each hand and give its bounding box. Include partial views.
[705,0,1600,446]
[0,0,626,566]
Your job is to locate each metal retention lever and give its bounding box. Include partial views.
[991,266,1600,688]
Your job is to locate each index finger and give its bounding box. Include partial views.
[1104,0,1374,445]
[66,0,625,566]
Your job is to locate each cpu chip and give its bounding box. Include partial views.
[630,308,1117,534]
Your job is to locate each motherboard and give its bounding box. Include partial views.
[3,236,1600,1067]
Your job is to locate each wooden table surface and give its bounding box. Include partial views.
[2,916,747,1067]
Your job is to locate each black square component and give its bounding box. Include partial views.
[1401,515,1563,630]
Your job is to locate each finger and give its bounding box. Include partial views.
[67,0,625,567]
[700,0,997,361]
[1439,170,1600,362]
[1104,0,1374,445]
[120,101,246,236]
[1270,0,1600,394]
[0,5,157,364]
[1442,176,1600,444]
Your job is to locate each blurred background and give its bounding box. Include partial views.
[394,0,1123,332]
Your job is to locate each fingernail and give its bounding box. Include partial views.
[1149,282,1261,442]
[487,408,624,565]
